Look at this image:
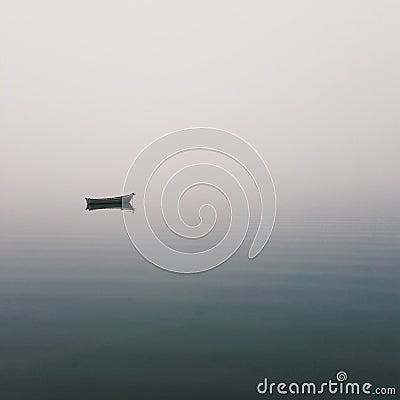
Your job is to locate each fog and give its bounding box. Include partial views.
[1,0,399,235]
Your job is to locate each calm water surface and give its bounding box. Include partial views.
[1,202,399,399]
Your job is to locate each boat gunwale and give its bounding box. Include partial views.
[85,193,134,203]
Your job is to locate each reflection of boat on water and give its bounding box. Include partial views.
[85,192,135,211]
[86,202,135,212]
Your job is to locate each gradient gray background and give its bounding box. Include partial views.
[1,2,400,399]
[1,0,399,231]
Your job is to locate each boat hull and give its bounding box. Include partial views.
[85,193,134,206]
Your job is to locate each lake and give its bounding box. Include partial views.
[1,198,398,399]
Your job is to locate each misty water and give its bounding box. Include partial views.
[2,1,400,398]
[1,195,399,399]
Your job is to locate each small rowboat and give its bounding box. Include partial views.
[85,192,135,206]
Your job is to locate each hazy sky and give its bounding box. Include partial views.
[1,0,399,231]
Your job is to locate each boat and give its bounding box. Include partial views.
[85,192,135,207]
